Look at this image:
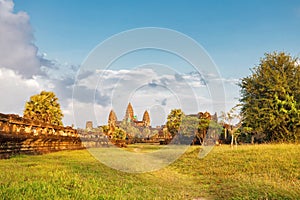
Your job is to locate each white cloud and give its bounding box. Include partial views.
[0,68,41,113]
[0,0,40,77]
[72,68,231,127]
[70,99,111,128]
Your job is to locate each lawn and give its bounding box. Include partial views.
[0,144,299,199]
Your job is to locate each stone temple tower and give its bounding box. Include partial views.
[86,121,93,130]
[125,103,134,122]
[108,110,117,127]
[142,110,150,127]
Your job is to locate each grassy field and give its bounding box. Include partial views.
[0,144,299,200]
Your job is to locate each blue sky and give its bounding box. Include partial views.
[1,0,300,127]
[14,0,300,78]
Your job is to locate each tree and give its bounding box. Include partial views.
[112,127,126,140]
[101,125,110,134]
[197,113,212,145]
[180,115,199,137]
[23,91,63,126]
[179,115,200,145]
[239,52,300,142]
[166,109,222,145]
[220,106,242,148]
[166,109,183,137]
[202,120,222,145]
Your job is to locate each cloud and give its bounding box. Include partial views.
[0,68,43,113]
[161,98,167,106]
[70,99,111,128]
[72,68,222,126]
[0,0,40,77]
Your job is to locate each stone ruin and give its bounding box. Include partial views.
[0,113,83,159]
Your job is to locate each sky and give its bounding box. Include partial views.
[1,0,300,127]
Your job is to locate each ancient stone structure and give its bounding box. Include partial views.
[109,103,151,128]
[0,113,83,159]
[77,129,109,148]
[86,121,93,130]
[105,106,221,145]
[212,112,218,122]
[108,110,117,127]
[125,103,135,122]
[105,103,154,145]
[142,110,150,127]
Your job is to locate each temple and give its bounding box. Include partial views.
[108,103,151,128]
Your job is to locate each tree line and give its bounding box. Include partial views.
[166,52,300,144]
[22,51,299,144]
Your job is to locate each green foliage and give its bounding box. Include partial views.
[197,118,210,141]
[198,118,210,130]
[273,93,300,141]
[166,109,183,137]
[180,115,199,136]
[101,125,109,134]
[240,52,300,142]
[23,91,63,126]
[166,109,222,144]
[111,127,126,140]
[208,120,222,131]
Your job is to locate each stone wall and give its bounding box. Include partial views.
[0,113,83,159]
[78,129,110,148]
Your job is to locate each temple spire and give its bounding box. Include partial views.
[108,109,117,126]
[142,110,150,127]
[125,103,134,122]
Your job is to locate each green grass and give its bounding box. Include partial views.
[0,144,299,199]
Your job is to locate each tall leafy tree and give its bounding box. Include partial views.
[198,112,212,144]
[166,109,183,137]
[239,52,300,142]
[23,91,64,126]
